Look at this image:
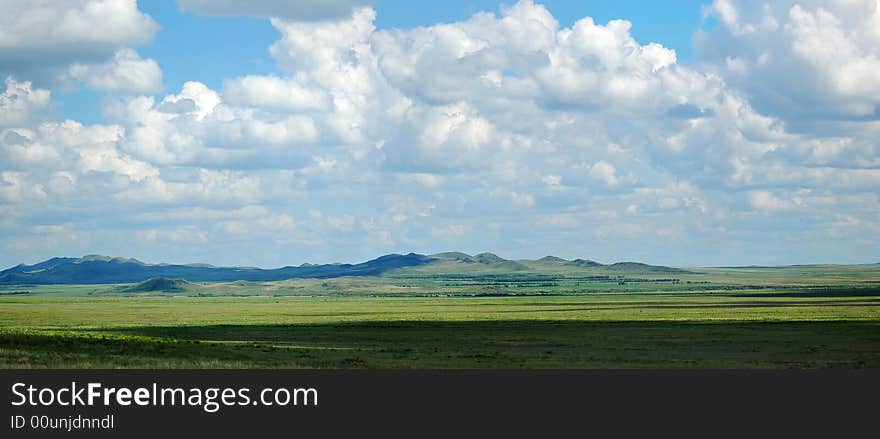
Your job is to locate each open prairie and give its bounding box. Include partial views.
[1,264,878,368]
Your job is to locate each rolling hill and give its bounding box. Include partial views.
[119,277,199,293]
[0,252,686,285]
[0,253,436,285]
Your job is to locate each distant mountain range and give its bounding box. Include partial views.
[0,253,685,285]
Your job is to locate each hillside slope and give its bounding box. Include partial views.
[0,253,436,285]
[0,252,689,285]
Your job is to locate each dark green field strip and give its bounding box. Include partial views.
[428,298,880,309]
[731,288,880,298]
[2,320,878,368]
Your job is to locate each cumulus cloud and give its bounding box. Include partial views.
[0,77,51,127]
[63,48,163,93]
[589,161,619,187]
[105,81,319,168]
[697,0,880,122]
[269,7,387,145]
[223,76,329,111]
[0,0,877,267]
[0,0,157,53]
[0,0,160,92]
[178,0,373,21]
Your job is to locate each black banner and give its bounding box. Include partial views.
[2,370,876,437]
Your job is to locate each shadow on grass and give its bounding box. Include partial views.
[0,331,241,368]
[3,320,879,368]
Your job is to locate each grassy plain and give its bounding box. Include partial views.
[0,265,878,368]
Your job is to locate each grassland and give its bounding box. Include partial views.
[0,264,878,368]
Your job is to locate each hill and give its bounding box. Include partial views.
[537,256,568,263]
[0,253,437,285]
[605,262,690,274]
[0,252,693,285]
[430,252,476,263]
[570,258,603,267]
[119,278,198,293]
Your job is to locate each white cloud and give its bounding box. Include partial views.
[0,0,159,94]
[0,77,51,127]
[748,190,794,211]
[106,81,320,168]
[589,161,619,187]
[787,3,880,104]
[223,75,329,111]
[64,48,163,93]
[1,130,60,167]
[47,171,77,195]
[0,171,45,202]
[159,81,220,120]
[698,0,880,121]
[269,7,385,145]
[33,120,158,182]
[0,0,157,52]
[382,102,497,172]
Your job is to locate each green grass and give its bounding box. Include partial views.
[2,265,878,368]
[1,290,879,368]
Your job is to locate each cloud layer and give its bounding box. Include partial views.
[0,0,877,268]
[0,0,161,92]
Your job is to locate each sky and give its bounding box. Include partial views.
[0,0,878,268]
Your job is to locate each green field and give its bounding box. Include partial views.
[1,264,879,368]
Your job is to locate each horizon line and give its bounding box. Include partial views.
[3,252,878,272]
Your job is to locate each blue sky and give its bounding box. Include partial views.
[1,0,878,268]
